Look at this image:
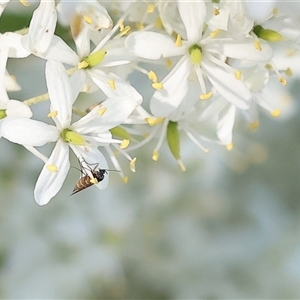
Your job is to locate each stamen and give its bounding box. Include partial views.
[46,164,58,172]
[278,77,287,86]
[213,8,220,15]
[145,117,164,126]
[166,58,172,69]
[152,149,159,161]
[120,25,131,37]
[175,34,183,47]
[135,22,144,30]
[155,17,163,29]
[270,109,281,117]
[210,29,221,38]
[285,68,293,76]
[47,110,58,118]
[78,61,89,69]
[119,19,124,31]
[254,40,262,51]
[123,176,129,183]
[120,139,130,149]
[108,79,116,90]
[178,159,186,172]
[234,70,242,80]
[83,15,93,24]
[248,121,260,130]
[20,0,29,6]
[199,92,212,100]
[152,82,163,90]
[130,157,137,172]
[147,4,155,13]
[226,143,234,151]
[148,70,157,82]
[98,107,107,116]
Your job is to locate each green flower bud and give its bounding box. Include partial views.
[167,121,181,160]
[253,25,283,42]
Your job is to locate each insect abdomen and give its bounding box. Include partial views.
[71,175,93,195]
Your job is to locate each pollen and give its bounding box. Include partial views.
[46,164,58,172]
[271,109,281,117]
[147,3,155,13]
[90,177,98,184]
[155,17,163,29]
[279,77,287,86]
[234,70,242,80]
[254,40,262,51]
[175,34,183,47]
[210,29,221,38]
[148,70,157,82]
[47,110,58,118]
[83,15,93,24]
[152,149,159,161]
[98,107,107,116]
[130,157,137,172]
[108,79,116,90]
[20,0,29,7]
[120,25,131,37]
[200,92,212,100]
[120,139,130,149]
[123,176,129,183]
[152,82,163,90]
[78,61,89,69]
[248,121,260,130]
[213,8,220,15]
[145,117,164,126]
[226,143,234,151]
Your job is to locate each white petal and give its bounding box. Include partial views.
[6,100,33,118]
[202,58,252,110]
[22,0,57,55]
[70,145,109,190]
[1,118,59,146]
[177,1,206,42]
[0,33,30,58]
[46,60,73,128]
[206,37,273,62]
[217,104,236,145]
[125,31,184,60]
[40,36,80,65]
[89,69,143,104]
[72,96,138,133]
[150,56,191,117]
[0,47,9,106]
[34,140,70,205]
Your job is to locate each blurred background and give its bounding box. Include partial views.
[1,1,300,298]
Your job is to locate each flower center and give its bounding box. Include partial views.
[79,49,107,69]
[61,128,87,145]
[189,44,202,66]
[0,109,7,120]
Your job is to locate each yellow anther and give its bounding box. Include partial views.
[120,25,131,37]
[199,92,212,100]
[234,70,242,80]
[98,107,107,116]
[210,29,221,38]
[113,149,119,156]
[175,34,183,47]
[254,40,262,51]
[152,82,163,90]
[119,19,124,31]
[108,79,116,90]
[155,17,163,29]
[152,149,159,161]
[47,110,58,118]
[271,109,281,117]
[204,148,209,154]
[272,8,278,15]
[123,176,129,183]
[83,15,93,24]
[265,63,273,70]
[78,61,89,69]
[279,77,287,86]
[226,143,233,151]
[120,139,130,149]
[145,117,164,126]
[130,157,137,172]
[46,164,58,172]
[148,70,157,82]
[20,0,29,6]
[248,121,260,130]
[135,22,144,30]
[213,8,220,15]
[285,68,293,76]
[166,58,172,69]
[90,177,98,184]
[147,3,155,13]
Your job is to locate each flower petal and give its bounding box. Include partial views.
[177,1,206,42]
[1,118,59,146]
[150,56,191,117]
[46,60,73,128]
[6,100,32,118]
[217,104,236,145]
[0,33,30,58]
[125,31,184,60]
[34,139,70,205]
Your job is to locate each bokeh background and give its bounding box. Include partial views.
[1,2,300,298]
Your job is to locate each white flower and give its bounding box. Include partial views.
[1,61,139,205]
[125,1,273,114]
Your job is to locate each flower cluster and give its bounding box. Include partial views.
[0,0,299,205]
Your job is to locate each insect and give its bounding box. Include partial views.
[71,158,109,195]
